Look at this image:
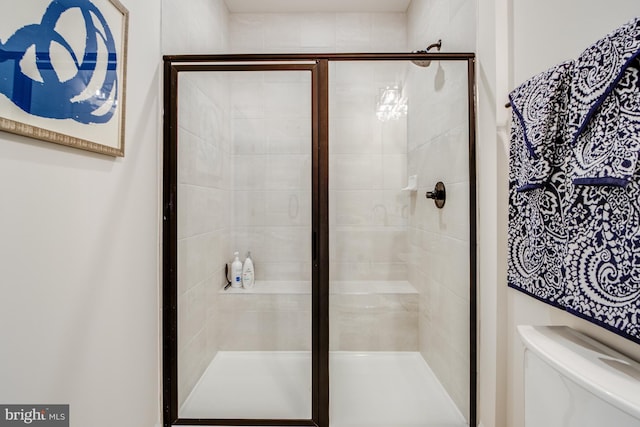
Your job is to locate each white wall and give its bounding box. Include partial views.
[0,1,162,427]
[477,2,640,427]
[475,0,510,425]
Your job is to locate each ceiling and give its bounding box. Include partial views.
[224,0,411,13]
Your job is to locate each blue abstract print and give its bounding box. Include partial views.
[508,17,640,344]
[0,0,118,124]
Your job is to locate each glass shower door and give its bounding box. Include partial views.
[174,67,315,422]
[164,53,476,427]
[328,60,471,427]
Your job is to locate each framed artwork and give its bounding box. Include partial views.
[0,0,129,157]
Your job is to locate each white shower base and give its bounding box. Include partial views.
[180,351,467,427]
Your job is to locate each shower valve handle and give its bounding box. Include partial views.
[426,181,446,209]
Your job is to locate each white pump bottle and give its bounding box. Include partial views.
[242,251,255,289]
[231,252,243,288]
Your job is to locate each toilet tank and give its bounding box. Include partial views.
[518,325,640,427]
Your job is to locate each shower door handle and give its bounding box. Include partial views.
[312,230,317,261]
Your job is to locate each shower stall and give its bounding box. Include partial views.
[162,52,476,427]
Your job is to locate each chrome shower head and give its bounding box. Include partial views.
[411,39,442,67]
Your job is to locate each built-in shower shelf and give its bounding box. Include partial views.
[223,281,309,294]
[222,280,418,295]
[218,280,419,351]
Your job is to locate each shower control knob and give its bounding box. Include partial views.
[426,181,446,209]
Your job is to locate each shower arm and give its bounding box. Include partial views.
[413,39,442,54]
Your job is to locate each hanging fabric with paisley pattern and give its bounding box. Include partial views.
[508,17,640,344]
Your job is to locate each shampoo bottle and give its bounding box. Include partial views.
[242,251,255,289]
[231,252,243,288]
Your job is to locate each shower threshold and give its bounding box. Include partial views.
[180,351,467,427]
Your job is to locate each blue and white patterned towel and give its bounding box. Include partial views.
[568,18,640,186]
[509,61,573,191]
[508,17,640,344]
[508,62,573,304]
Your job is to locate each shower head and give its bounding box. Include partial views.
[411,39,442,67]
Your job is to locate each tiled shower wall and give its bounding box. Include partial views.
[329,61,410,281]
[230,71,312,281]
[229,12,409,282]
[229,12,407,53]
[177,72,232,407]
[406,0,476,420]
[170,0,231,407]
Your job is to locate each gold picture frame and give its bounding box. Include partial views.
[0,0,129,157]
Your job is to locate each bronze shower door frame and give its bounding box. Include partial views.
[162,52,477,427]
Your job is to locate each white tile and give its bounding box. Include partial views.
[332,190,374,226]
[265,154,311,190]
[232,117,267,154]
[233,191,266,227]
[178,330,208,407]
[179,128,230,191]
[422,0,449,44]
[447,0,477,52]
[330,154,383,190]
[178,283,207,357]
[431,181,470,242]
[264,14,301,50]
[232,228,266,267]
[177,129,195,185]
[332,61,374,85]
[331,227,406,263]
[178,185,229,238]
[266,117,312,154]
[233,155,266,190]
[331,300,418,351]
[229,14,265,52]
[336,13,372,51]
[267,137,311,155]
[161,0,190,54]
[371,13,408,51]
[378,190,410,226]
[262,227,312,263]
[431,236,470,299]
[382,154,407,190]
[187,0,219,53]
[264,82,311,118]
[178,232,223,294]
[264,191,312,226]
[177,75,196,133]
[330,263,408,281]
[331,115,380,154]
[300,13,336,48]
[263,70,310,83]
[229,71,264,84]
[231,81,265,118]
[255,262,312,281]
